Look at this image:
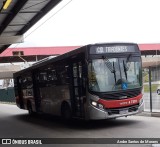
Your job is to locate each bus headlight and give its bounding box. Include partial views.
[91,101,97,107]
[91,100,104,110]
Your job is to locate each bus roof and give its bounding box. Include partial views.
[13,45,86,76]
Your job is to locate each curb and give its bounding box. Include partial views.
[136,111,160,117]
[0,101,16,105]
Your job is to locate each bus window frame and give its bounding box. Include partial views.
[87,53,142,96]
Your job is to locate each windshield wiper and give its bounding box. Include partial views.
[112,62,116,83]
[123,60,127,80]
[126,54,132,70]
[123,54,132,80]
[103,58,116,83]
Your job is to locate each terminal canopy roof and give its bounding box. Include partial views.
[0,0,61,53]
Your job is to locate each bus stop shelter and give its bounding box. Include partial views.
[0,0,62,103]
[0,0,61,52]
[139,44,160,113]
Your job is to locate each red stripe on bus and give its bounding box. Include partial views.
[98,94,142,108]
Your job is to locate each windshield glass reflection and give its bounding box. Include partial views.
[88,56,142,92]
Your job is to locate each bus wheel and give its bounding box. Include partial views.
[61,103,72,121]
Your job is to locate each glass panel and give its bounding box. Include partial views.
[79,62,82,78]
[151,56,160,112]
[88,58,120,92]
[119,56,142,89]
[88,56,142,92]
[74,78,78,86]
[142,54,160,112]
[142,68,150,112]
[75,88,78,96]
[73,64,78,77]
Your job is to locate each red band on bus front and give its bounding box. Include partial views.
[98,94,142,109]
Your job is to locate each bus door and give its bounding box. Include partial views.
[71,62,86,118]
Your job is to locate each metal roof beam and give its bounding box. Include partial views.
[0,0,28,35]
[19,11,42,14]
[17,0,62,35]
[0,12,12,14]
[3,31,17,33]
[8,24,26,26]
[0,11,41,14]
[0,36,24,45]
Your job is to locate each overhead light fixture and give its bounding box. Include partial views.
[3,0,12,10]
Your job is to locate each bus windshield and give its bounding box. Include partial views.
[88,56,142,92]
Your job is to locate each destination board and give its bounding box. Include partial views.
[90,45,139,54]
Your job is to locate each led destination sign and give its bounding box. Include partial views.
[90,45,138,54]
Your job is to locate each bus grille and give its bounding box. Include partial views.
[107,104,139,115]
[102,89,141,100]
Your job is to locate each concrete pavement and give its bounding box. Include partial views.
[0,103,160,147]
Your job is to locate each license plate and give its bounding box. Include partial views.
[120,109,128,114]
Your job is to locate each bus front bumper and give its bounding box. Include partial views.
[87,101,144,120]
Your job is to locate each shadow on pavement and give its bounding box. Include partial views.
[10,113,142,131]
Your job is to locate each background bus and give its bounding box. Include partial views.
[13,43,144,120]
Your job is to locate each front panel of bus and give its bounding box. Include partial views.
[86,43,143,120]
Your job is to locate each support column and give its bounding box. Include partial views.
[149,66,152,112]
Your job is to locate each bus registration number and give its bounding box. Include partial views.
[119,109,128,114]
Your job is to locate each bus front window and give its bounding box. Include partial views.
[88,57,141,92]
[88,58,120,92]
[120,56,142,89]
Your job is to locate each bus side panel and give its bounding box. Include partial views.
[40,85,70,115]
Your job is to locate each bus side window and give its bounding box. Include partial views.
[39,72,47,82]
[73,64,78,78]
[47,72,52,81]
[79,62,86,95]
[59,66,68,85]
[21,77,27,89]
[65,65,70,84]
[79,63,82,78]
[18,78,22,84]
[52,70,57,81]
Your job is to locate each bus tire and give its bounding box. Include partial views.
[61,103,72,121]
